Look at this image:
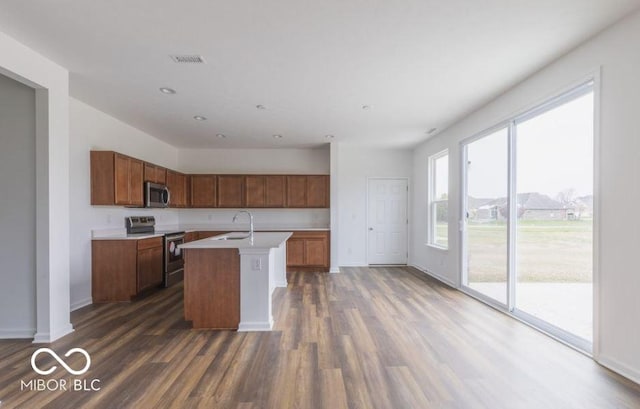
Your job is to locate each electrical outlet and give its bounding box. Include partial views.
[252,258,262,270]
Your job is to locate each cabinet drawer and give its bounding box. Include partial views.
[137,237,163,250]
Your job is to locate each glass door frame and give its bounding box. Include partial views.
[459,79,597,354]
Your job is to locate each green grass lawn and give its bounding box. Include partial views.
[466,219,593,283]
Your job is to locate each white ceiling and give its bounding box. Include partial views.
[0,1,638,149]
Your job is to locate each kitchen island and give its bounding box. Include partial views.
[179,231,292,331]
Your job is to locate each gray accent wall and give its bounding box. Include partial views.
[0,72,36,337]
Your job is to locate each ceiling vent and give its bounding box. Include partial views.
[169,55,206,64]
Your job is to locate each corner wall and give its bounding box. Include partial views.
[0,30,72,342]
[69,98,180,309]
[336,145,413,266]
[411,10,640,382]
[0,73,37,337]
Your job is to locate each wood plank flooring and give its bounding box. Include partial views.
[1,267,639,408]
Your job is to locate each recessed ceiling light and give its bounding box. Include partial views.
[272,134,283,139]
[256,105,266,110]
[362,105,371,110]
[427,128,438,135]
[159,87,176,94]
[216,133,226,138]
[193,115,207,121]
[325,134,335,139]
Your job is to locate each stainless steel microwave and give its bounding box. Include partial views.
[145,182,170,208]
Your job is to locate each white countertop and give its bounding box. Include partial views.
[179,232,292,250]
[92,224,328,240]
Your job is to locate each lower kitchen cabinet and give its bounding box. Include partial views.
[286,231,330,272]
[92,237,164,302]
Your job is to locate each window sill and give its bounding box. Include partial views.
[425,243,448,251]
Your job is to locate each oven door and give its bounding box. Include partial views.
[164,234,184,286]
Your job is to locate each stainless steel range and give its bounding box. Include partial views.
[126,216,184,287]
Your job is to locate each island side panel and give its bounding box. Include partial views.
[183,248,240,329]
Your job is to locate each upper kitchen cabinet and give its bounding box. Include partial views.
[307,175,330,208]
[190,174,216,208]
[286,175,330,208]
[143,162,166,185]
[286,176,307,207]
[217,175,245,208]
[167,170,189,208]
[91,151,144,206]
[245,175,286,208]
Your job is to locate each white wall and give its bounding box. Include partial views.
[336,145,412,266]
[411,10,640,383]
[0,73,37,337]
[178,147,330,174]
[0,30,72,342]
[69,98,180,309]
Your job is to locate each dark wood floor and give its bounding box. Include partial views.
[1,267,640,408]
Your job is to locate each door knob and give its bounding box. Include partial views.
[368,227,374,231]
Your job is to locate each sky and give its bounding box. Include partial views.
[466,91,594,199]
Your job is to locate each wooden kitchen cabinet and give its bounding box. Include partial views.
[143,162,167,184]
[190,174,217,208]
[197,231,228,240]
[286,175,329,208]
[136,237,164,292]
[92,236,164,302]
[217,175,245,208]
[286,231,330,272]
[184,232,198,243]
[245,175,286,208]
[307,175,330,208]
[91,151,144,206]
[167,170,189,207]
[286,176,307,207]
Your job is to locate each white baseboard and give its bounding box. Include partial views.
[410,264,457,287]
[273,280,287,288]
[71,297,93,311]
[339,262,368,267]
[33,323,74,343]
[329,267,341,273]
[238,319,274,332]
[597,355,640,385]
[0,328,36,339]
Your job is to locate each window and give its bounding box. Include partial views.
[428,150,448,248]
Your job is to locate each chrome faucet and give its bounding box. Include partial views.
[232,210,254,240]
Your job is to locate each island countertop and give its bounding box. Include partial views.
[179,231,292,250]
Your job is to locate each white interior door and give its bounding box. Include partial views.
[367,178,408,265]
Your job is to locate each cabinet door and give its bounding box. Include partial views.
[129,159,144,206]
[286,238,305,266]
[286,176,307,208]
[190,175,216,207]
[245,176,266,207]
[265,176,286,208]
[184,232,198,243]
[137,246,163,292]
[305,238,328,267]
[144,163,167,184]
[307,175,329,208]
[114,154,131,205]
[175,172,188,207]
[218,176,245,208]
[143,163,156,182]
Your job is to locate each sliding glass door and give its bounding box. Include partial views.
[462,82,595,351]
[463,127,509,305]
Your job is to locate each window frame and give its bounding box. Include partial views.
[428,149,449,249]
